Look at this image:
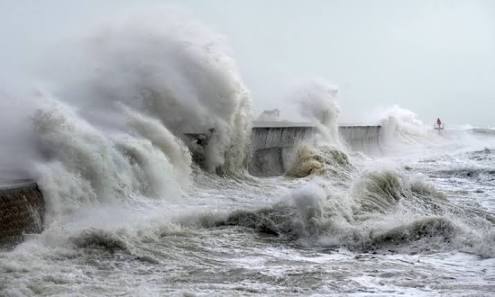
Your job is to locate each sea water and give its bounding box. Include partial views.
[0,12,494,297]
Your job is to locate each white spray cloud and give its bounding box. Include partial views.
[292,79,341,147]
[376,105,429,144]
[0,10,253,225]
[53,12,252,173]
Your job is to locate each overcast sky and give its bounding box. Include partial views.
[1,0,494,126]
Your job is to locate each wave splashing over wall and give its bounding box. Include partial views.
[281,79,353,178]
[286,145,352,179]
[56,12,251,174]
[4,10,252,227]
[293,79,341,147]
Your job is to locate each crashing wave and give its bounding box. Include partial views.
[1,11,253,227]
[70,228,131,253]
[285,145,352,178]
[375,106,433,149]
[291,79,342,147]
[213,169,495,256]
[53,13,251,174]
[33,101,186,223]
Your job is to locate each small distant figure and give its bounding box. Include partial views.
[434,118,444,131]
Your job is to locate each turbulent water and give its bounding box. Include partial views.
[1,12,495,297]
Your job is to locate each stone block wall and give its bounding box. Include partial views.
[0,181,44,245]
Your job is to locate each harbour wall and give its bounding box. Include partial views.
[249,123,381,176]
[0,180,44,246]
[339,125,382,153]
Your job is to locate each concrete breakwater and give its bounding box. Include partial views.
[339,125,382,153]
[0,180,44,246]
[248,122,315,176]
[179,122,382,175]
[249,122,381,176]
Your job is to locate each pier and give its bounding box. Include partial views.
[249,122,381,176]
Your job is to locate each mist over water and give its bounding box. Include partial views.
[1,7,494,297]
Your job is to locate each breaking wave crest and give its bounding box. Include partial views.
[378,106,429,145]
[7,11,252,227]
[285,145,352,179]
[282,80,351,178]
[70,228,131,253]
[214,169,495,256]
[293,79,341,147]
[33,101,187,223]
[54,12,251,174]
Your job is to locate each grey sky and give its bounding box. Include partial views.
[1,0,494,126]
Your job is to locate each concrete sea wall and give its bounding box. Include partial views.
[249,124,315,176]
[249,123,382,176]
[0,180,44,245]
[339,125,382,153]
